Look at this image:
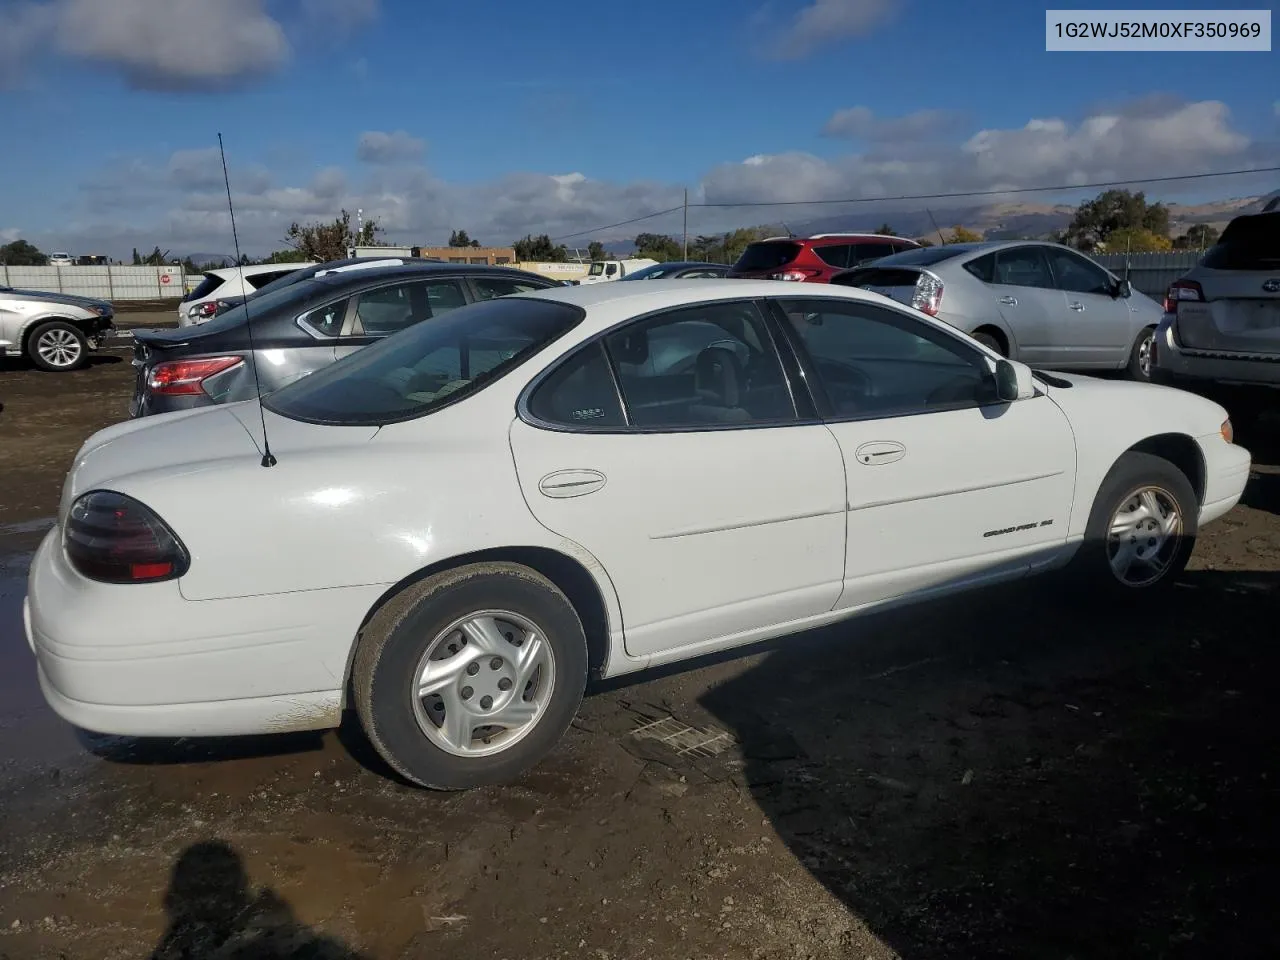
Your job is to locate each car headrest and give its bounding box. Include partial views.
[611,329,649,365]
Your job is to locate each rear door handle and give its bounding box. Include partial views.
[998,296,1018,306]
[538,469,607,498]
[1069,301,1085,311]
[853,441,906,466]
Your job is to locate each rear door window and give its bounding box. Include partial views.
[814,245,852,269]
[993,247,1053,289]
[352,279,467,337]
[849,242,897,265]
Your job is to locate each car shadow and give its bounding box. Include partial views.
[0,354,122,373]
[76,728,327,766]
[149,839,367,959]
[697,566,1280,959]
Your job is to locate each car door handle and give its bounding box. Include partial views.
[538,469,607,498]
[853,441,906,466]
[1069,301,1085,311]
[998,296,1018,306]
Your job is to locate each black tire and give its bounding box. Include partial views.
[27,320,89,372]
[1126,326,1156,382]
[352,562,588,790]
[972,330,1005,356]
[1069,450,1197,594]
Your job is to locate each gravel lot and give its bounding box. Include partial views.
[1,333,1278,960]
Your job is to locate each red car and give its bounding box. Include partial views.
[727,233,923,283]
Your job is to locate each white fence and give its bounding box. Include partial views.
[0,264,188,300]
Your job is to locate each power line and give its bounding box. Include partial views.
[693,165,1280,208]
[553,165,1280,241]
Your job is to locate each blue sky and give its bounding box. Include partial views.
[0,0,1275,256]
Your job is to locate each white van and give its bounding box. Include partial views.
[577,258,659,284]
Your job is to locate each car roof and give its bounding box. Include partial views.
[518,277,893,313]
[211,262,314,277]
[308,261,552,287]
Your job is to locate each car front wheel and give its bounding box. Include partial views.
[352,562,588,790]
[28,320,89,372]
[1072,450,1197,592]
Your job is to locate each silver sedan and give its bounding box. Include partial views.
[832,240,1165,380]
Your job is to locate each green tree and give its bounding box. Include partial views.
[261,248,309,264]
[513,234,569,262]
[1101,227,1172,253]
[586,240,609,261]
[948,225,983,243]
[874,223,896,236]
[1065,189,1170,251]
[0,239,48,265]
[449,229,481,248]
[1174,223,1219,250]
[285,209,381,262]
[633,232,682,262]
[131,247,142,266]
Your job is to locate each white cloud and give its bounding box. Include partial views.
[0,0,379,91]
[768,0,896,59]
[1,227,23,243]
[356,131,426,164]
[823,106,965,142]
[24,98,1270,259]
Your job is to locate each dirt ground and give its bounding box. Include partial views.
[1,333,1278,960]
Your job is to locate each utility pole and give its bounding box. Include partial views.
[682,188,688,261]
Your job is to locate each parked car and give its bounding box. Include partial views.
[831,241,1165,380]
[577,258,659,283]
[618,261,730,280]
[727,233,921,283]
[129,262,561,417]
[1150,209,1280,424]
[179,263,315,326]
[27,280,1250,790]
[48,252,74,266]
[202,256,447,319]
[0,285,115,371]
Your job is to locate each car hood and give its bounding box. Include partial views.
[58,402,378,519]
[1037,370,1229,437]
[0,287,112,312]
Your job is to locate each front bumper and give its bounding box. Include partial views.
[24,527,381,737]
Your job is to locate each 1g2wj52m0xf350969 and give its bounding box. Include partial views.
[26,280,1251,789]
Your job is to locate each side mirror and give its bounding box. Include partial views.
[994,359,1035,402]
[1114,278,1132,299]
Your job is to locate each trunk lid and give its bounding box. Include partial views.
[836,265,928,308]
[1176,212,1280,353]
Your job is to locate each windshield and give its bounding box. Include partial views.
[732,242,801,272]
[264,296,584,426]
[588,263,606,276]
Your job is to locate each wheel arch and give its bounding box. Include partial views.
[1119,432,1206,505]
[968,321,1013,357]
[344,545,618,703]
[20,314,85,353]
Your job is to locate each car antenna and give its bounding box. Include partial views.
[780,221,795,238]
[218,133,276,468]
[925,208,946,245]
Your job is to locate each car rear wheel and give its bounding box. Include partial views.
[28,320,88,372]
[971,330,1006,356]
[1126,326,1156,381]
[1071,450,1197,593]
[352,562,588,790]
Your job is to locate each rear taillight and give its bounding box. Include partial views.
[911,274,944,316]
[196,301,219,318]
[147,356,243,396]
[1163,279,1203,314]
[769,269,820,281]
[64,491,189,583]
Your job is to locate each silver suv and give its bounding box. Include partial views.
[0,286,115,371]
[1151,209,1280,424]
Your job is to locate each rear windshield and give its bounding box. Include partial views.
[1201,213,1280,270]
[859,245,971,267]
[733,242,801,272]
[187,273,225,300]
[264,297,584,426]
[832,267,925,288]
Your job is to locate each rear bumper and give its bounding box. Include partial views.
[1153,319,1280,396]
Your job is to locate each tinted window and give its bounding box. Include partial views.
[264,297,583,426]
[1202,213,1280,270]
[859,245,976,267]
[962,254,996,283]
[815,244,851,268]
[299,297,350,338]
[353,279,466,336]
[605,301,794,427]
[188,273,225,299]
[993,247,1053,288]
[681,268,727,278]
[849,242,897,264]
[778,298,998,418]
[247,270,288,289]
[1045,248,1112,295]
[527,342,625,427]
[733,242,801,272]
[473,276,547,300]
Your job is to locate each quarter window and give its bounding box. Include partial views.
[777,298,999,418]
[604,301,795,428]
[963,254,996,283]
[352,280,466,337]
[815,244,851,268]
[299,297,350,338]
[527,343,626,428]
[1044,248,1113,295]
[992,247,1053,289]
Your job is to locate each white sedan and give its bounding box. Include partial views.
[25,281,1252,789]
